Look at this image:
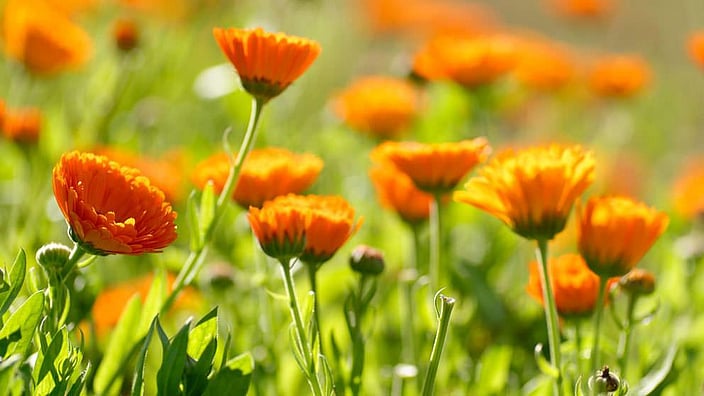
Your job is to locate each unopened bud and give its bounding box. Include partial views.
[36,243,71,273]
[349,245,385,276]
[619,268,655,296]
[589,366,620,394]
[113,18,139,52]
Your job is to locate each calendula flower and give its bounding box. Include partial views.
[454,144,595,241]
[369,162,433,224]
[374,138,490,194]
[52,151,178,255]
[113,18,139,52]
[548,0,614,19]
[688,31,704,70]
[672,161,704,219]
[247,195,308,262]
[2,0,92,75]
[578,196,668,278]
[192,148,323,208]
[588,55,650,98]
[2,106,41,143]
[527,254,617,317]
[332,76,420,139]
[513,37,575,92]
[213,27,321,102]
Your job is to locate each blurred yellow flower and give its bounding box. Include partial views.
[688,30,704,70]
[587,54,650,98]
[454,144,595,241]
[578,196,668,278]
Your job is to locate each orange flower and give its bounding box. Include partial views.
[587,55,650,98]
[2,0,92,75]
[548,0,613,19]
[247,195,308,262]
[192,148,323,208]
[687,31,704,70]
[113,18,139,52]
[454,144,595,241]
[52,151,178,255]
[578,196,668,278]
[369,163,433,224]
[332,76,420,139]
[1,106,41,143]
[373,138,490,193]
[213,27,321,102]
[672,161,704,219]
[413,33,518,88]
[527,254,617,317]
[513,37,575,92]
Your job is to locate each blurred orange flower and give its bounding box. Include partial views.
[587,55,650,98]
[513,37,575,92]
[192,148,323,209]
[2,0,92,75]
[248,195,308,262]
[374,138,490,193]
[369,163,433,224]
[332,76,420,139]
[113,18,139,52]
[413,33,518,88]
[52,151,178,255]
[0,100,5,127]
[527,253,617,317]
[687,31,704,70]
[578,196,668,278]
[548,0,613,19]
[455,144,595,241]
[213,27,321,102]
[1,106,41,143]
[672,161,704,219]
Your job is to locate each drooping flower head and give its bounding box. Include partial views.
[369,161,433,225]
[587,54,650,98]
[454,144,595,241]
[2,0,92,75]
[332,76,420,139]
[578,196,668,278]
[213,27,321,102]
[2,106,41,143]
[247,195,308,262]
[373,138,490,194]
[688,31,704,70]
[526,253,617,317]
[52,152,177,255]
[192,148,323,209]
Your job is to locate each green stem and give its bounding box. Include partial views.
[307,265,324,359]
[280,260,324,396]
[591,277,609,372]
[349,275,370,396]
[421,294,455,396]
[575,319,584,378]
[617,293,637,376]
[429,195,441,293]
[535,239,563,395]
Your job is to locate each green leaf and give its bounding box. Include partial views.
[93,294,142,396]
[475,345,512,394]
[66,363,90,396]
[187,307,218,360]
[0,250,26,318]
[533,344,559,379]
[631,345,677,395]
[203,352,253,396]
[0,354,21,395]
[199,182,216,244]
[184,339,217,396]
[137,269,167,337]
[36,329,65,385]
[131,316,158,396]
[0,291,44,358]
[156,321,190,396]
[187,191,201,251]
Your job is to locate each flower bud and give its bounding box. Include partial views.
[113,18,139,52]
[619,268,655,296]
[349,245,385,276]
[36,243,71,273]
[589,366,620,394]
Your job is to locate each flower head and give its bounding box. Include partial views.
[2,0,92,75]
[688,31,704,70]
[513,37,575,92]
[369,162,433,224]
[374,138,490,194]
[548,0,614,19]
[247,195,308,262]
[192,148,323,208]
[213,27,321,102]
[52,151,178,255]
[527,253,617,317]
[578,196,668,278]
[2,106,41,143]
[672,161,704,219]
[454,144,595,241]
[588,55,650,98]
[332,76,420,139]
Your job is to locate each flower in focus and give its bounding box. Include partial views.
[369,162,433,224]
[688,31,704,70]
[513,37,575,92]
[213,27,321,102]
[454,144,595,241]
[373,138,490,194]
[526,253,617,317]
[548,0,614,19]
[2,0,92,75]
[52,151,178,255]
[332,76,420,139]
[192,148,324,208]
[619,268,656,296]
[587,55,650,98]
[578,196,668,278]
[672,161,704,219]
[1,105,41,143]
[247,195,307,262]
[113,18,139,52]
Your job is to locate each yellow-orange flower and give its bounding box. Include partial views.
[527,254,617,317]
[2,0,92,75]
[332,76,420,139]
[213,27,321,102]
[578,196,668,278]
[369,163,433,224]
[373,138,490,193]
[2,106,41,143]
[672,161,704,219]
[192,148,323,208]
[454,144,595,241]
[587,55,650,98]
[688,31,704,70]
[548,0,614,19]
[513,37,575,92]
[52,151,178,255]
[247,195,308,262]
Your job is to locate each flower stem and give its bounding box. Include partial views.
[307,265,324,359]
[591,277,609,372]
[535,239,563,395]
[421,294,455,396]
[617,293,637,376]
[575,319,584,378]
[429,195,441,293]
[280,260,324,396]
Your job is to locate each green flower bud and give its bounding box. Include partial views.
[589,366,620,394]
[36,243,71,273]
